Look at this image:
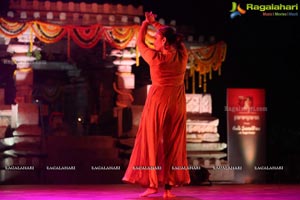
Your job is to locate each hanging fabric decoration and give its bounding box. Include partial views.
[111,26,133,40]
[198,73,202,88]
[192,72,196,94]
[188,41,226,74]
[103,25,137,49]
[0,17,29,38]
[145,28,155,49]
[187,41,227,93]
[185,72,189,90]
[29,26,33,52]
[135,46,139,66]
[135,30,139,66]
[31,21,67,43]
[70,24,103,48]
[67,30,71,60]
[0,17,227,89]
[102,35,106,60]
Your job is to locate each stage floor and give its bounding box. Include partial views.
[0,184,299,200]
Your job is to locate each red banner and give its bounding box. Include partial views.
[227,88,266,183]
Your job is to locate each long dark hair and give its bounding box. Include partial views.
[158,26,184,50]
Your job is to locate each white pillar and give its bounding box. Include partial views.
[7,44,40,103]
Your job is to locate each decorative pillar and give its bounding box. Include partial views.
[6,29,40,104]
[111,48,137,137]
[111,49,136,108]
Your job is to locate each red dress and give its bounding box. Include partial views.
[122,21,191,189]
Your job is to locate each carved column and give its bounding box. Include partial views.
[111,48,138,137]
[6,29,40,104]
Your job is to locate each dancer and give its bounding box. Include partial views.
[122,11,190,198]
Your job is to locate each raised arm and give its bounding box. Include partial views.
[136,19,150,55]
[137,12,163,64]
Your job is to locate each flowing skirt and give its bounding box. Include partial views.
[122,84,190,188]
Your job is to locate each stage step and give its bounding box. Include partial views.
[0,136,126,184]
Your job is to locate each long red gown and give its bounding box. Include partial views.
[122,21,191,189]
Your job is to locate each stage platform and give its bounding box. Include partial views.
[0,184,299,200]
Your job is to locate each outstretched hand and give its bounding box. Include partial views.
[145,11,157,24]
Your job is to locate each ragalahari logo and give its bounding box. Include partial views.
[230,2,246,19]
